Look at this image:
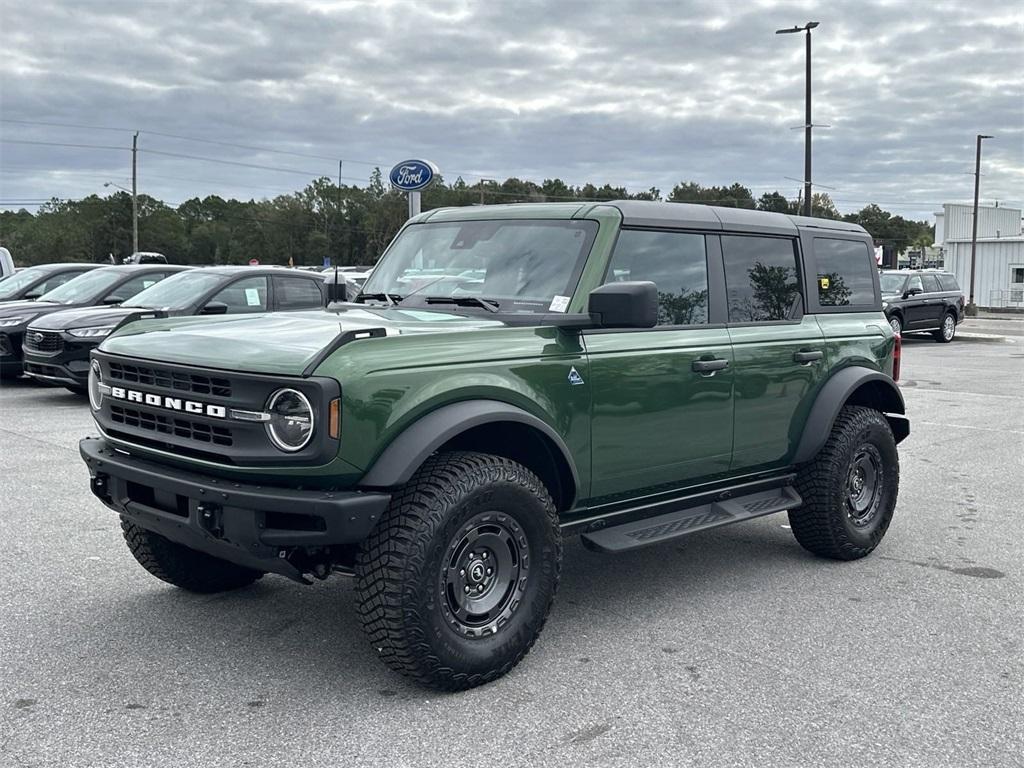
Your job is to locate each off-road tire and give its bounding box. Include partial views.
[120,518,263,593]
[791,406,899,560]
[932,311,956,343]
[355,451,561,691]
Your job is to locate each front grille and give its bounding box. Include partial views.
[108,361,232,397]
[25,330,63,353]
[110,404,233,446]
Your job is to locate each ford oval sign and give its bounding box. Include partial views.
[389,159,438,192]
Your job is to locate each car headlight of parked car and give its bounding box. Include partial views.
[265,388,314,451]
[0,316,31,328]
[882,301,889,309]
[68,326,116,338]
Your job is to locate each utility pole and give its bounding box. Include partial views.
[967,133,994,316]
[478,178,496,205]
[776,22,819,217]
[131,131,139,255]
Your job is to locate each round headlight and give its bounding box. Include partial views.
[265,388,314,452]
[88,360,103,411]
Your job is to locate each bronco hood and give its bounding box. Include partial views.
[98,305,507,375]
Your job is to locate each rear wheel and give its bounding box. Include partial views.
[355,451,561,691]
[120,519,263,593]
[888,314,903,336]
[933,311,956,343]
[791,406,899,560]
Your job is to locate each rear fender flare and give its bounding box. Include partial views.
[794,367,908,464]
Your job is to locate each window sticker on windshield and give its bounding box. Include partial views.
[549,295,570,313]
[245,287,261,306]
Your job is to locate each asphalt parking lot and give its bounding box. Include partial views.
[2,334,1022,768]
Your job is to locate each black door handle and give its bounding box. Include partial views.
[692,358,730,374]
[793,350,823,364]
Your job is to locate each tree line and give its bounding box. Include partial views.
[0,172,935,267]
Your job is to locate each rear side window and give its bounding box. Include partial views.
[921,275,941,293]
[721,236,800,322]
[273,276,324,310]
[35,271,83,295]
[814,238,876,307]
[211,276,268,313]
[104,272,168,303]
[938,274,960,291]
[604,230,709,325]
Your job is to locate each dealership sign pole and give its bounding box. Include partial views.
[389,159,438,219]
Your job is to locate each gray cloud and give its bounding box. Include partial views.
[1,0,1021,219]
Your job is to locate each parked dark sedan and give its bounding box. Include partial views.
[879,269,966,342]
[0,262,101,303]
[22,266,326,391]
[1,265,188,380]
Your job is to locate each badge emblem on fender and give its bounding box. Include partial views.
[568,367,585,386]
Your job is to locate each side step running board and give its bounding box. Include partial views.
[580,486,802,554]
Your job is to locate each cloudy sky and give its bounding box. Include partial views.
[1,0,1021,221]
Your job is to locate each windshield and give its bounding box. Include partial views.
[37,269,123,305]
[360,219,598,313]
[879,273,907,294]
[123,271,225,310]
[0,267,47,299]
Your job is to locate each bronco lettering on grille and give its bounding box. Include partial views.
[108,386,227,419]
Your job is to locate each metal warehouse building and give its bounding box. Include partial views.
[937,203,1024,310]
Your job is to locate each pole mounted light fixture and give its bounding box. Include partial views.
[967,134,994,315]
[776,21,820,216]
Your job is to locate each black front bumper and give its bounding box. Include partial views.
[80,436,391,580]
[23,337,95,388]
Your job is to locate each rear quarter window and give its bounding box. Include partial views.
[938,274,960,291]
[813,238,875,307]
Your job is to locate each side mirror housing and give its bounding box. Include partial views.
[325,274,349,304]
[587,281,658,328]
[200,301,229,315]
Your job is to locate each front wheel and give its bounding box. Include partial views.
[933,311,956,343]
[355,452,561,691]
[888,314,903,336]
[791,406,899,560]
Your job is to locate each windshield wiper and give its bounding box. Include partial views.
[424,295,500,313]
[355,292,402,306]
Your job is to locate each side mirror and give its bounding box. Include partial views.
[587,281,658,328]
[24,291,42,299]
[200,301,229,315]
[102,296,123,305]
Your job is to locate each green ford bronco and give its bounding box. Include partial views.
[80,201,908,690]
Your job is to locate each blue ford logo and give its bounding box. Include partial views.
[389,159,438,192]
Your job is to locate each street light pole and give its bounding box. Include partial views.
[776,21,819,217]
[967,133,994,315]
[131,131,139,255]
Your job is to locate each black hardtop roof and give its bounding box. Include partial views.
[200,265,323,277]
[92,264,191,274]
[604,200,868,236]
[27,262,104,272]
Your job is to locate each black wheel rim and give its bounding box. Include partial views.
[846,444,883,527]
[943,315,955,339]
[440,512,529,638]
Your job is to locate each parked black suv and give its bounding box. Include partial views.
[879,270,965,342]
[1,265,188,380]
[0,263,101,303]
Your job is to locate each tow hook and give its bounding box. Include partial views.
[90,474,112,504]
[197,503,224,538]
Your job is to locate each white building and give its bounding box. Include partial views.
[938,203,1024,310]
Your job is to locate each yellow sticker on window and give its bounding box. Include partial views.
[819,277,830,290]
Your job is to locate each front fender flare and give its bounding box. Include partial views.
[794,367,908,464]
[358,399,581,496]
